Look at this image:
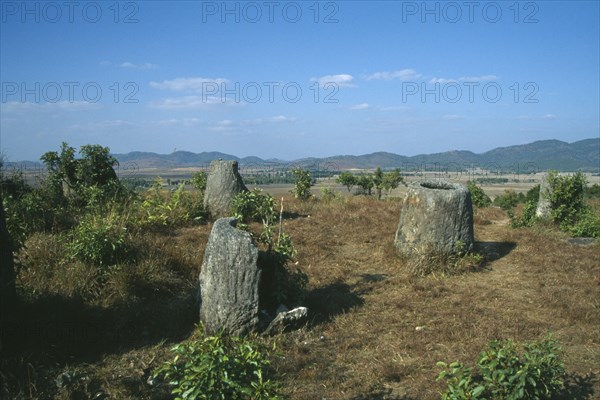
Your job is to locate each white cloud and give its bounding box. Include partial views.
[516,114,557,120]
[429,75,497,84]
[156,118,201,127]
[150,77,229,92]
[443,114,465,120]
[120,61,159,70]
[380,105,410,112]
[365,69,421,81]
[311,74,355,88]
[149,95,240,109]
[349,103,370,110]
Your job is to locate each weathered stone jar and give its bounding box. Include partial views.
[395,180,474,256]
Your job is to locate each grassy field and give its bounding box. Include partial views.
[2,189,599,399]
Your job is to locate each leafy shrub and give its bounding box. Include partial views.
[231,190,307,309]
[319,187,340,203]
[545,171,586,228]
[494,189,520,211]
[290,168,312,200]
[437,334,566,399]
[467,181,491,208]
[139,181,203,228]
[568,208,600,238]
[68,212,130,267]
[510,200,538,228]
[584,183,600,199]
[525,184,540,204]
[153,326,281,400]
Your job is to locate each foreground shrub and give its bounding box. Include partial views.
[437,334,566,399]
[290,168,312,200]
[154,325,281,400]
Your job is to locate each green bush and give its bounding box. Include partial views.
[437,334,566,399]
[467,181,492,208]
[510,200,538,228]
[568,208,600,238]
[525,184,540,204]
[584,183,600,199]
[494,189,520,211]
[545,171,586,228]
[68,212,130,267]
[290,168,312,200]
[153,326,281,400]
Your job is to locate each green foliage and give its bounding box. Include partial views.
[154,326,281,400]
[319,187,340,203]
[68,212,130,267]
[494,190,520,211]
[231,190,307,308]
[40,142,120,202]
[192,171,208,193]
[356,175,374,196]
[510,200,539,228]
[232,189,276,228]
[139,180,203,228]
[467,181,492,208]
[336,171,357,192]
[525,184,540,204]
[568,208,600,238]
[546,171,587,228]
[290,168,312,200]
[437,334,566,399]
[382,168,405,194]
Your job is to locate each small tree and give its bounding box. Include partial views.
[373,167,384,200]
[336,171,357,192]
[191,171,207,193]
[382,168,405,196]
[290,168,312,200]
[356,175,373,196]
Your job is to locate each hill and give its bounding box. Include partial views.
[110,138,599,172]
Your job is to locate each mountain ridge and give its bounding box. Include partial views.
[106,138,600,172]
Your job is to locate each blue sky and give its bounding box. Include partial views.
[1,0,599,161]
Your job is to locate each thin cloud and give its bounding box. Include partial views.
[149,95,240,109]
[443,114,466,120]
[349,103,370,110]
[516,114,557,120]
[429,75,497,84]
[365,69,421,81]
[150,77,230,92]
[120,62,159,70]
[311,74,355,88]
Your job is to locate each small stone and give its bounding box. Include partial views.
[264,307,309,335]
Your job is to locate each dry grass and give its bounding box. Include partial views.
[2,197,599,399]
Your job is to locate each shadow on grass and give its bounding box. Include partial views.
[2,290,197,360]
[305,280,365,325]
[559,372,597,399]
[474,241,517,267]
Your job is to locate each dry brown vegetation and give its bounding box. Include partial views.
[2,196,599,399]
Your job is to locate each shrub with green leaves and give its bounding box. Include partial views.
[154,326,281,400]
[68,212,129,267]
[290,168,312,200]
[467,181,491,208]
[545,171,587,228]
[232,190,307,309]
[437,334,566,399]
[494,189,520,211]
